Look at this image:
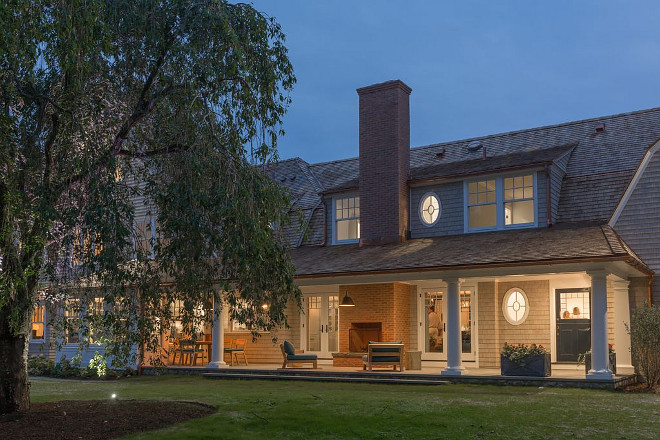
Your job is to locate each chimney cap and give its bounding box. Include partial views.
[357,79,412,96]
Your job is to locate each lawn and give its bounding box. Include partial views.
[30,375,660,439]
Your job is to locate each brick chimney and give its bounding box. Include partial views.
[357,80,411,246]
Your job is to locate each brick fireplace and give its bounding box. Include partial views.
[331,282,412,367]
[349,322,382,352]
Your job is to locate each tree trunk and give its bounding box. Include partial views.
[0,306,30,414]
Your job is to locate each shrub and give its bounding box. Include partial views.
[28,355,55,376]
[89,351,108,378]
[628,302,660,388]
[501,343,549,365]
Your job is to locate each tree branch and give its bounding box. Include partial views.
[112,32,178,154]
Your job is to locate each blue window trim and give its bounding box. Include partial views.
[463,172,538,233]
[332,194,360,245]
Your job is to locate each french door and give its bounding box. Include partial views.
[421,286,476,361]
[303,294,339,358]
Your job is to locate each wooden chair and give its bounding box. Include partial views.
[231,338,248,366]
[179,340,206,366]
[223,337,235,365]
[169,338,182,365]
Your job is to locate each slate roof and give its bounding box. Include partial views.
[290,224,650,277]
[269,108,660,246]
[267,107,660,276]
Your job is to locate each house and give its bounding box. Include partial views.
[30,80,659,379]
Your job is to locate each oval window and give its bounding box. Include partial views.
[502,288,529,325]
[419,193,441,226]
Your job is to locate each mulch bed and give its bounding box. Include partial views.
[0,399,216,440]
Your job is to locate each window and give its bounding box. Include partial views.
[504,175,534,225]
[65,300,81,344]
[419,193,441,226]
[71,229,102,265]
[557,289,590,320]
[31,304,45,341]
[502,288,529,325]
[467,180,496,228]
[466,174,536,231]
[334,196,360,243]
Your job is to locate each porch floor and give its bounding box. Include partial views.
[144,362,636,390]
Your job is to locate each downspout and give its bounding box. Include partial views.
[545,164,552,227]
[648,275,654,306]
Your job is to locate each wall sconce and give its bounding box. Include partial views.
[340,290,355,307]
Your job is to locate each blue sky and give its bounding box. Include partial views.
[252,1,660,164]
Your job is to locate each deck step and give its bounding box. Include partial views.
[203,372,448,385]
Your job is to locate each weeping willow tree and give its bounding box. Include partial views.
[0,0,298,414]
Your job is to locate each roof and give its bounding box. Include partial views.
[269,107,660,248]
[410,142,576,182]
[289,224,651,277]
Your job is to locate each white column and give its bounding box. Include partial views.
[207,293,227,368]
[612,278,632,369]
[586,270,612,380]
[442,277,466,376]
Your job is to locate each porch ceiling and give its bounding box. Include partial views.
[290,224,651,282]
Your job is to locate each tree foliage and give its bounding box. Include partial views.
[0,0,297,413]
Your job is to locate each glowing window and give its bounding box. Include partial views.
[334,196,360,243]
[502,288,529,325]
[419,193,441,226]
[31,304,45,340]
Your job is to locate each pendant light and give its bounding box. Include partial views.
[340,290,355,307]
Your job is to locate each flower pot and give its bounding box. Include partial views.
[584,353,616,375]
[500,353,551,377]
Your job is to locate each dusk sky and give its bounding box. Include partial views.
[251,1,660,164]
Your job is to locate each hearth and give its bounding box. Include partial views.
[349,322,382,352]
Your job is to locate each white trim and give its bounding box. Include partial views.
[501,287,530,325]
[609,139,660,226]
[419,192,442,226]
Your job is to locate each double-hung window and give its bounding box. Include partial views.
[31,304,45,341]
[504,175,534,225]
[465,173,536,232]
[333,196,360,244]
[467,179,497,229]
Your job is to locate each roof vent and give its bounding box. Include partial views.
[467,140,483,152]
[435,148,446,158]
[595,122,605,133]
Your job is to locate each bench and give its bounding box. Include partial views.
[362,341,404,371]
[280,340,318,369]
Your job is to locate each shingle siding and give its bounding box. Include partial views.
[549,164,566,223]
[614,152,660,304]
[409,181,464,238]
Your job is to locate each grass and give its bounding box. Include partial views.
[30,375,660,439]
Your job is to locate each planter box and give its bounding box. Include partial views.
[585,353,616,375]
[500,353,551,377]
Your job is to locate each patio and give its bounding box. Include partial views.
[142,361,637,390]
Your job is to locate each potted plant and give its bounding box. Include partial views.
[500,343,551,377]
[578,344,616,375]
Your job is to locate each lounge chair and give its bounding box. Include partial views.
[363,341,404,371]
[280,340,318,369]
